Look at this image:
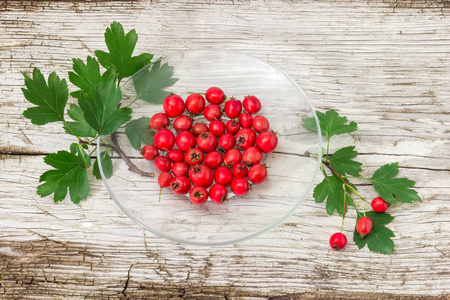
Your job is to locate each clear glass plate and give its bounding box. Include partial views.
[98,49,322,246]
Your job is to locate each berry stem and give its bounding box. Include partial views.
[341,184,347,233]
[325,138,331,163]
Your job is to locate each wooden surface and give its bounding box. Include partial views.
[1,0,450,299]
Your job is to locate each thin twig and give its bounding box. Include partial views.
[110,132,155,178]
[322,160,370,205]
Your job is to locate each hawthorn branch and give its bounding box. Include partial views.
[322,160,370,205]
[110,132,155,178]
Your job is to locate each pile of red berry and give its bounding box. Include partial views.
[140,87,278,205]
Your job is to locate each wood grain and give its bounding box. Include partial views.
[1,0,449,298]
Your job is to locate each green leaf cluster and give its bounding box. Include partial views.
[302,109,421,254]
[21,22,176,204]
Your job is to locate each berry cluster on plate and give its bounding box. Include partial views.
[140,87,278,205]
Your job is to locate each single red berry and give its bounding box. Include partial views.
[189,186,209,205]
[197,131,218,153]
[185,93,206,114]
[233,163,248,179]
[184,148,204,166]
[157,171,173,202]
[154,129,176,151]
[231,178,250,196]
[189,165,214,188]
[224,98,242,119]
[176,130,196,152]
[242,146,263,166]
[214,166,234,186]
[243,95,261,114]
[356,217,373,238]
[256,131,278,153]
[226,119,240,134]
[209,120,226,137]
[205,87,225,104]
[192,123,208,136]
[252,115,270,133]
[171,161,190,176]
[204,151,224,169]
[224,149,242,167]
[248,163,268,184]
[218,133,236,151]
[173,115,193,132]
[170,176,191,195]
[167,149,184,162]
[371,197,390,213]
[209,183,228,204]
[238,113,253,128]
[154,156,171,172]
[150,113,170,130]
[329,232,347,251]
[163,94,185,118]
[141,145,159,161]
[203,104,222,121]
[235,128,257,149]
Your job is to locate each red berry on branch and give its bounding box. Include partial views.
[371,197,390,213]
[329,232,347,251]
[356,217,373,238]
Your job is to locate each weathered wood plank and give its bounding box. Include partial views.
[0,0,449,298]
[0,156,449,298]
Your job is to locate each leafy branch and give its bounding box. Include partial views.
[21,21,177,204]
[302,109,421,254]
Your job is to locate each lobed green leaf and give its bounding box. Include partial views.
[133,60,179,104]
[370,163,421,204]
[93,149,113,179]
[94,21,153,82]
[22,68,68,125]
[125,117,155,151]
[78,79,132,136]
[328,146,362,177]
[313,175,354,216]
[37,150,89,204]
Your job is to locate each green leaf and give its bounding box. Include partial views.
[370,163,421,205]
[125,117,155,150]
[318,110,357,138]
[301,115,318,132]
[313,175,354,216]
[69,56,119,100]
[64,104,96,138]
[93,149,113,179]
[69,56,102,99]
[94,21,153,82]
[22,68,68,125]
[353,211,395,254]
[78,78,132,136]
[304,109,358,139]
[37,150,89,204]
[133,60,179,104]
[70,143,91,169]
[328,146,362,176]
